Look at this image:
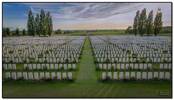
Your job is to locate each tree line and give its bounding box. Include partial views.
[126,8,163,36]
[2,28,27,36]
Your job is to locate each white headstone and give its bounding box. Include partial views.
[103,64,107,70]
[119,72,124,80]
[164,64,168,69]
[46,64,49,70]
[33,64,36,70]
[159,72,164,79]
[72,64,76,70]
[23,72,28,80]
[51,72,56,80]
[17,72,22,79]
[55,64,58,70]
[62,72,67,79]
[136,72,141,80]
[143,64,147,70]
[148,72,153,80]
[160,64,164,69]
[134,64,138,69]
[153,72,159,79]
[102,72,106,80]
[130,64,134,69]
[108,64,111,70]
[120,64,124,70]
[148,63,152,69]
[57,72,61,80]
[142,72,147,80]
[168,63,171,70]
[130,72,136,79]
[67,64,71,69]
[11,72,17,80]
[125,64,129,70]
[125,72,129,79]
[50,64,54,70]
[99,64,103,70]
[67,72,72,80]
[139,64,143,70]
[5,72,11,79]
[28,72,34,80]
[45,72,50,79]
[116,64,120,70]
[34,72,39,80]
[39,72,45,79]
[3,64,8,70]
[37,64,41,69]
[165,72,170,80]
[113,72,118,80]
[107,72,112,79]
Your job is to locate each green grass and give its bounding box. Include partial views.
[54,30,126,36]
[3,36,172,98]
[16,64,24,70]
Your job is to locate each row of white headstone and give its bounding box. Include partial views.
[98,63,171,70]
[4,71,73,80]
[3,63,77,70]
[92,43,171,56]
[95,57,171,63]
[3,56,79,63]
[94,53,171,58]
[2,64,16,70]
[101,71,171,80]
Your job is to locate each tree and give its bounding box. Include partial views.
[55,29,62,34]
[45,12,53,36]
[35,14,40,36]
[49,13,53,36]
[27,9,35,36]
[133,10,140,36]
[3,28,11,36]
[40,9,46,35]
[125,26,132,34]
[15,28,20,36]
[2,28,6,36]
[154,8,163,36]
[6,28,10,36]
[22,29,26,35]
[46,12,50,36]
[146,10,154,35]
[138,8,147,36]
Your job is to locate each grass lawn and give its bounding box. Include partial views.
[2,36,172,98]
[54,30,126,36]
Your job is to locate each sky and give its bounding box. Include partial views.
[3,3,172,30]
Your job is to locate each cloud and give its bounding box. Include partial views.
[23,3,142,20]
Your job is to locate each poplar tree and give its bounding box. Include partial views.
[22,29,26,35]
[138,8,147,36]
[35,14,40,36]
[146,10,154,35]
[15,28,19,36]
[154,8,163,36]
[48,12,53,36]
[45,12,50,35]
[133,10,140,35]
[40,9,46,35]
[27,9,35,36]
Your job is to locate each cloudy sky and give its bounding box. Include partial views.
[3,3,171,30]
